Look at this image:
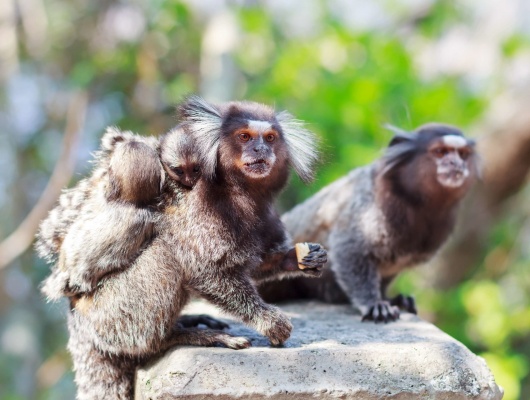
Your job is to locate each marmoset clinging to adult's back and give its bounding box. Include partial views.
[36,126,207,300]
[261,123,479,322]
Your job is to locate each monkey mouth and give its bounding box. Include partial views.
[242,158,272,177]
[437,169,468,188]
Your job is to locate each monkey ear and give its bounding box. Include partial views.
[178,96,222,180]
[100,127,132,152]
[384,124,416,147]
[466,138,477,147]
[276,111,320,183]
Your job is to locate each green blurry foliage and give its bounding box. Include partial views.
[1,1,529,399]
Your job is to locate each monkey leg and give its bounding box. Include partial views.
[331,247,400,323]
[253,243,327,283]
[192,269,292,346]
[176,314,229,330]
[67,315,137,400]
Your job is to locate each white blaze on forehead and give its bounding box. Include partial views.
[442,135,467,148]
[248,120,272,133]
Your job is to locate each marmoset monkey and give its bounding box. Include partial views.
[261,123,479,323]
[160,126,202,189]
[37,126,208,300]
[38,96,327,400]
[37,129,161,298]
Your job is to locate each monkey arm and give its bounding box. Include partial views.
[56,205,157,297]
[251,211,327,283]
[252,245,327,283]
[35,178,93,262]
[190,269,292,346]
[331,251,399,323]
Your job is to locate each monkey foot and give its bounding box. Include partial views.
[361,301,400,323]
[172,328,251,350]
[177,314,229,330]
[299,243,328,276]
[389,294,417,314]
[216,334,252,350]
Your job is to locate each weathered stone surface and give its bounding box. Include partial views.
[135,301,503,400]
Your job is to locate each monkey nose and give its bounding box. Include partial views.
[184,176,198,188]
[253,144,267,153]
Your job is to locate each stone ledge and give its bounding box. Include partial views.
[135,301,503,400]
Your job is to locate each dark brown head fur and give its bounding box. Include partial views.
[106,140,163,206]
[160,126,202,189]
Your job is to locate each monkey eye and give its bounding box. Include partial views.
[193,165,201,173]
[265,134,276,143]
[458,149,470,160]
[239,133,251,142]
[432,147,448,158]
[172,167,184,176]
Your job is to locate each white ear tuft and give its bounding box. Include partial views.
[276,111,320,183]
[179,96,222,179]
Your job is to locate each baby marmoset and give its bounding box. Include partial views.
[36,126,201,300]
[261,123,479,322]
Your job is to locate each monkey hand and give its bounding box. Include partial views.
[64,271,97,297]
[41,269,72,301]
[295,242,328,277]
[361,300,400,323]
[253,305,292,346]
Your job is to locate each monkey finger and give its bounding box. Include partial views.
[299,260,323,268]
[304,253,327,263]
[378,303,392,323]
[301,253,327,267]
[362,301,400,323]
[307,243,325,253]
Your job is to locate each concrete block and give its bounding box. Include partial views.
[135,301,502,399]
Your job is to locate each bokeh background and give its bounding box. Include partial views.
[1,0,530,399]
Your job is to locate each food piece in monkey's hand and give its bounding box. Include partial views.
[361,300,400,323]
[295,242,327,276]
[295,243,311,267]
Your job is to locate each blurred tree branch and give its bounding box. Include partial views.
[426,89,530,289]
[0,91,87,269]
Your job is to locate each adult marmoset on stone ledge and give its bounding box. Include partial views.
[261,123,479,323]
[37,96,328,400]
